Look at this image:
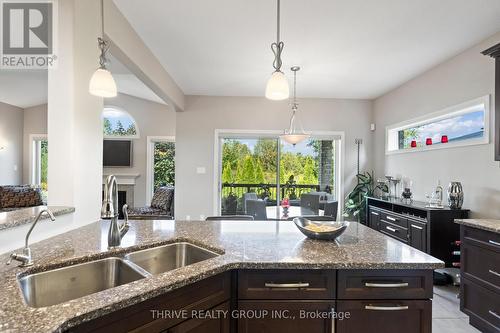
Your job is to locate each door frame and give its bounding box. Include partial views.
[146,136,175,204]
[29,134,48,185]
[213,129,345,216]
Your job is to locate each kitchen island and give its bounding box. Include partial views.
[0,219,443,332]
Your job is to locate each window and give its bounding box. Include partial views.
[146,136,175,203]
[216,131,342,218]
[102,107,139,138]
[30,135,48,201]
[386,95,490,154]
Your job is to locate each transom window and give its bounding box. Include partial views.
[386,95,489,154]
[103,107,139,138]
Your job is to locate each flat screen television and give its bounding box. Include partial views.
[103,140,132,167]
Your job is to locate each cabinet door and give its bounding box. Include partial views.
[166,302,230,333]
[368,208,381,230]
[238,300,335,333]
[336,300,431,333]
[409,220,427,252]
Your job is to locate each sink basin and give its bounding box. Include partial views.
[18,257,147,308]
[124,242,219,275]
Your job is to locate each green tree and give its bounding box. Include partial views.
[114,120,126,135]
[153,142,175,189]
[301,157,317,185]
[254,159,265,184]
[221,162,234,183]
[125,124,137,135]
[103,118,112,135]
[236,155,256,183]
[222,140,251,170]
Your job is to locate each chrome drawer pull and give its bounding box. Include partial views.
[489,310,500,320]
[489,240,500,247]
[411,224,423,230]
[371,212,379,216]
[386,226,397,232]
[386,216,397,222]
[264,282,310,288]
[365,282,409,288]
[489,270,500,277]
[365,305,409,311]
[331,307,335,333]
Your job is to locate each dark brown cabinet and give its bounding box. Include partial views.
[336,300,431,333]
[238,301,335,333]
[409,219,427,252]
[167,302,230,333]
[460,225,500,332]
[366,197,469,266]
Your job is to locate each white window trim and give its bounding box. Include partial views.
[146,136,175,204]
[29,134,47,185]
[385,95,490,155]
[103,105,141,140]
[212,129,345,218]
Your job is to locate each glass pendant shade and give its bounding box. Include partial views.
[281,109,309,145]
[265,71,289,100]
[89,68,117,98]
[281,133,309,145]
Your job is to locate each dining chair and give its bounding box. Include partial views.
[300,193,321,215]
[245,199,267,220]
[242,193,258,213]
[324,201,338,220]
[205,215,254,221]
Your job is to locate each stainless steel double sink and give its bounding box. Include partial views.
[17,242,219,308]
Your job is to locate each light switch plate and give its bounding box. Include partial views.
[196,167,206,174]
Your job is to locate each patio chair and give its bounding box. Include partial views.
[300,193,321,215]
[242,193,258,213]
[324,201,338,220]
[205,215,254,221]
[245,199,267,220]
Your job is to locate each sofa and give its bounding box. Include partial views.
[0,185,44,212]
[126,186,174,220]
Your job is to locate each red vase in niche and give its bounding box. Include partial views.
[441,135,449,143]
[410,140,417,148]
[426,138,433,146]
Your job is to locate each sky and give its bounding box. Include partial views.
[103,108,135,130]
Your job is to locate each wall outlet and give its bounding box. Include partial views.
[199,214,206,220]
[185,215,191,221]
[13,165,17,171]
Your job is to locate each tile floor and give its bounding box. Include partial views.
[433,285,480,332]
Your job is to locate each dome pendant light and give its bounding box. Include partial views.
[89,0,117,98]
[281,66,309,145]
[265,0,289,100]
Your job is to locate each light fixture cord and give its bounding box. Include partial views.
[271,0,284,72]
[98,0,109,69]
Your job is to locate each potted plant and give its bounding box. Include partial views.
[344,171,388,223]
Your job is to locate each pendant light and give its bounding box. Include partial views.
[265,0,289,100]
[281,66,309,145]
[89,0,117,98]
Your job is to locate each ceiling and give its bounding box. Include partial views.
[0,55,165,109]
[114,0,500,99]
[0,71,47,108]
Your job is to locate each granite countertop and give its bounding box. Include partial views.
[0,206,75,231]
[455,218,500,234]
[0,219,443,332]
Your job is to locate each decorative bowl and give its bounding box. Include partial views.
[292,217,348,241]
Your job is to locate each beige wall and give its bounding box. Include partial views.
[175,95,373,219]
[0,102,23,185]
[22,104,48,184]
[373,32,500,219]
[104,93,176,207]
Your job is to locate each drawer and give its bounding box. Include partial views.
[461,278,500,333]
[382,212,408,229]
[238,269,335,300]
[379,220,408,243]
[337,270,433,299]
[336,300,431,333]
[462,226,500,251]
[462,242,500,292]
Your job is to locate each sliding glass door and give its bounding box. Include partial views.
[218,132,341,219]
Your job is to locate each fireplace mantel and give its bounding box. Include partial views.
[102,173,140,185]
